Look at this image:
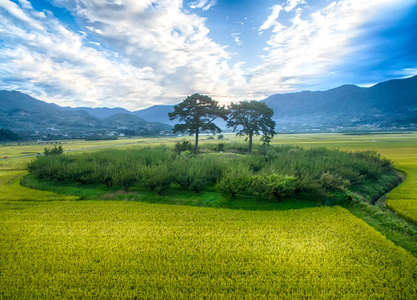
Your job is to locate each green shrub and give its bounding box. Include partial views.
[95,164,116,187]
[320,171,351,192]
[214,143,225,152]
[251,174,297,202]
[44,145,64,156]
[115,168,139,192]
[216,165,252,197]
[27,144,398,205]
[325,192,354,207]
[171,157,192,189]
[68,161,96,184]
[142,165,172,195]
[174,140,193,154]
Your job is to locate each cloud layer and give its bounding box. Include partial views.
[248,0,417,99]
[0,0,245,109]
[0,0,416,109]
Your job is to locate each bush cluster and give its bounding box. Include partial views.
[43,145,64,156]
[27,145,398,204]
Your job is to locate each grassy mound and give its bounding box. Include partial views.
[25,144,400,207]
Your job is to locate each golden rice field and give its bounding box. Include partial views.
[0,170,78,201]
[386,161,417,224]
[1,201,417,299]
[1,133,417,299]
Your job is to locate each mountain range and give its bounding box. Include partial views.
[1,75,416,137]
[262,75,417,132]
[123,75,417,132]
[0,91,171,139]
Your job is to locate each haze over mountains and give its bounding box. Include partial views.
[263,75,417,132]
[90,75,417,132]
[0,91,171,139]
[1,75,416,138]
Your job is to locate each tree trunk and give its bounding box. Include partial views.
[249,132,253,153]
[194,130,199,155]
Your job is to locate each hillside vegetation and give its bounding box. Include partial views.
[26,144,400,207]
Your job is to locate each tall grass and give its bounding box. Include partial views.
[27,145,399,205]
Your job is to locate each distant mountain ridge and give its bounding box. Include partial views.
[0,90,171,138]
[133,105,175,125]
[68,107,133,119]
[1,75,416,135]
[261,75,417,131]
[99,75,417,132]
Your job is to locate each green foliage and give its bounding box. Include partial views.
[27,144,399,205]
[142,165,172,195]
[227,101,276,152]
[44,145,63,156]
[0,128,20,142]
[260,134,272,145]
[217,134,224,140]
[68,160,95,184]
[116,168,139,191]
[217,143,225,152]
[320,171,351,192]
[95,164,116,187]
[251,174,297,202]
[188,165,210,194]
[169,93,228,154]
[216,164,252,197]
[174,139,193,154]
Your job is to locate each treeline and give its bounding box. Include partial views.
[29,145,396,204]
[27,144,399,205]
[0,128,20,142]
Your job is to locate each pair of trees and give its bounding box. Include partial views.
[169,93,275,154]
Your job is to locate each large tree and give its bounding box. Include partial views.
[169,93,228,154]
[227,100,276,152]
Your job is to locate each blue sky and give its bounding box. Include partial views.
[0,0,416,110]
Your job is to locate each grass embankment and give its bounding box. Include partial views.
[21,173,320,211]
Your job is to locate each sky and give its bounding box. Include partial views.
[0,0,416,110]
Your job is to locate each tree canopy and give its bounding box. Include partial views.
[168,93,228,154]
[227,100,276,152]
[0,128,20,142]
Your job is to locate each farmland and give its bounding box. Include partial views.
[1,133,417,299]
[269,133,417,224]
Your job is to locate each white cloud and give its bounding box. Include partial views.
[189,0,217,11]
[0,0,44,31]
[249,0,398,99]
[284,0,306,12]
[3,0,409,109]
[231,32,242,46]
[259,4,283,32]
[0,0,246,109]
